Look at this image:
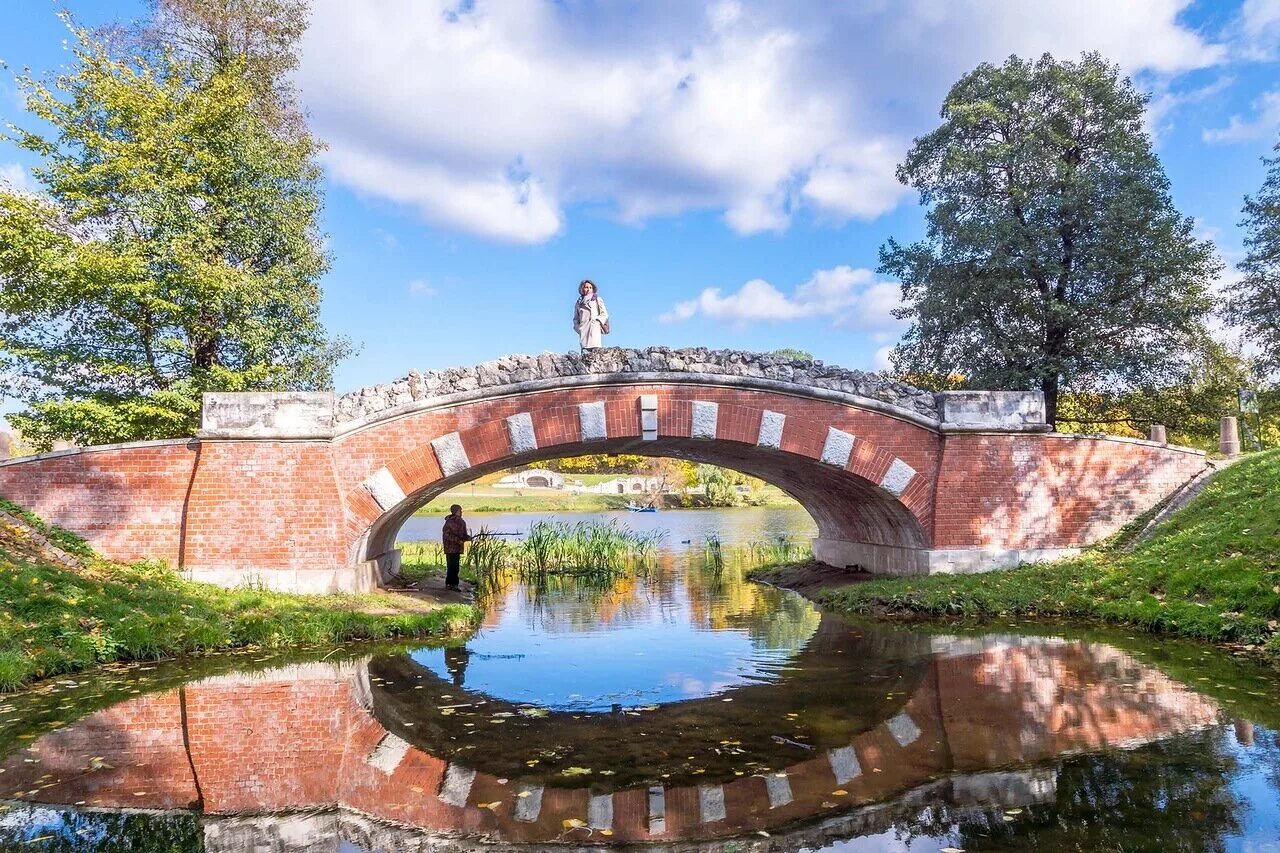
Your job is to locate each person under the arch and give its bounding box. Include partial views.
[442,504,473,591]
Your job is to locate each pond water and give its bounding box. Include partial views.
[3,521,1280,850]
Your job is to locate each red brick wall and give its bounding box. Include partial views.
[180,440,348,572]
[0,384,1208,575]
[933,433,1207,550]
[0,441,197,565]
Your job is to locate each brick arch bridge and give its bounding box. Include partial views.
[0,348,1207,592]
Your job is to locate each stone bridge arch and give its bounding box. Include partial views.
[0,348,1210,592]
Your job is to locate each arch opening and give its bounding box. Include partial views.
[357,436,929,567]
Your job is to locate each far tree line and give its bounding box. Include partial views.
[0,3,1276,453]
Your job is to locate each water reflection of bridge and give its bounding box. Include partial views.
[0,636,1220,848]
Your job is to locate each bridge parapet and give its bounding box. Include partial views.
[199,348,1048,439]
[333,347,940,428]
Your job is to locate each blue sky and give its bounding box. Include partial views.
[1,0,1279,416]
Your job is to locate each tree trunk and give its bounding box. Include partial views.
[1041,374,1059,430]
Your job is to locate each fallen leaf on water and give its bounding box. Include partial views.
[562,766,592,776]
[941,847,965,852]
[832,789,848,796]
[518,791,532,798]
[477,802,502,810]
[600,829,614,836]
[821,801,836,808]
[1005,808,1023,815]
[562,818,587,830]
[411,786,424,794]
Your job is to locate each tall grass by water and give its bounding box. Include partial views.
[401,522,807,588]
[702,532,810,574]
[402,520,664,585]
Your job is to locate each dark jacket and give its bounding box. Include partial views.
[442,514,472,555]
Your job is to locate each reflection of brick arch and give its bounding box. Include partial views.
[525,474,552,488]
[338,387,939,569]
[0,642,1222,845]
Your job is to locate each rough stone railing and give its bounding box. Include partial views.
[333,347,940,425]
[198,347,1050,438]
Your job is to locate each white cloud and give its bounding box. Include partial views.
[407,278,438,297]
[297,0,1223,244]
[0,163,34,194]
[1203,89,1280,143]
[659,265,905,334]
[1237,0,1280,59]
[872,345,895,372]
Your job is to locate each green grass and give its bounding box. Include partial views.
[819,449,1280,656]
[0,516,479,692]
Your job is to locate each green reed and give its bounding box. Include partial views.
[747,533,804,567]
[515,520,663,578]
[703,533,725,574]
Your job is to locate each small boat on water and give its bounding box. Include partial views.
[626,504,659,513]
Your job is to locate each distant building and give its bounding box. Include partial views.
[584,476,666,495]
[495,469,565,490]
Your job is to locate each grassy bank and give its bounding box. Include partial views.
[808,449,1280,656]
[0,502,478,691]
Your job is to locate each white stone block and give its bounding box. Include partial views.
[514,784,544,822]
[648,786,666,834]
[438,763,476,806]
[757,410,785,448]
[639,394,659,441]
[505,412,537,454]
[588,793,614,830]
[828,745,862,784]
[362,467,406,511]
[764,773,793,808]
[201,391,334,438]
[820,427,855,467]
[880,457,917,497]
[579,401,608,441]
[698,785,726,823]
[692,401,719,439]
[365,732,410,775]
[887,712,922,747]
[431,432,471,477]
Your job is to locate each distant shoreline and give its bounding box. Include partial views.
[412,492,802,516]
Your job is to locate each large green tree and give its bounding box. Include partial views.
[1230,140,1280,377]
[0,10,345,449]
[881,53,1219,427]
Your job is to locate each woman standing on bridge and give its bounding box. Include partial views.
[573,280,609,350]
